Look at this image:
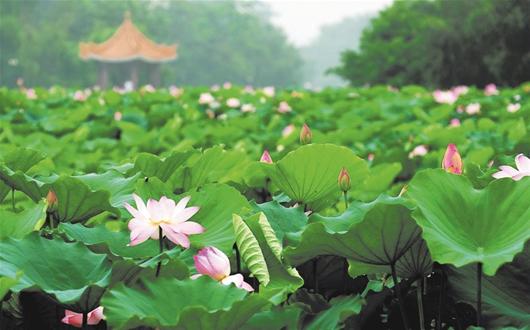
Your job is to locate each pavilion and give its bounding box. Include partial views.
[79,12,177,88]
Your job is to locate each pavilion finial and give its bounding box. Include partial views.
[124,11,131,21]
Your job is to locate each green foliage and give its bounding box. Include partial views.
[333,0,530,87]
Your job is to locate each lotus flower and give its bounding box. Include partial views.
[226,98,241,108]
[241,103,256,113]
[465,103,481,115]
[507,103,521,113]
[367,153,375,161]
[169,86,183,97]
[484,83,499,96]
[492,154,530,181]
[46,190,57,212]
[442,144,463,174]
[263,86,275,97]
[450,118,461,127]
[452,85,469,96]
[199,93,215,105]
[300,123,312,144]
[433,90,458,104]
[211,84,220,91]
[243,85,255,94]
[193,246,254,291]
[338,167,351,192]
[62,307,104,328]
[114,112,122,121]
[409,145,428,158]
[25,88,37,100]
[277,101,292,113]
[260,150,273,164]
[282,124,295,137]
[73,90,87,101]
[124,194,204,248]
[223,82,232,89]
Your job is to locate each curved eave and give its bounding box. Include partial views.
[80,54,178,63]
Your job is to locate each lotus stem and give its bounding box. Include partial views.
[11,188,15,211]
[234,243,241,273]
[82,312,88,329]
[313,258,319,294]
[155,227,163,277]
[391,263,410,330]
[416,279,425,330]
[477,262,483,326]
[343,191,349,209]
[436,267,445,330]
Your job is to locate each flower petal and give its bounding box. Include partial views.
[161,224,190,248]
[515,154,530,172]
[175,196,191,211]
[222,274,254,292]
[174,206,200,222]
[133,194,149,218]
[129,226,156,246]
[174,221,205,235]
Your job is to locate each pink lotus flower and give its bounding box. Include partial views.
[300,123,312,144]
[409,145,428,158]
[241,103,256,113]
[73,90,87,101]
[223,82,232,89]
[62,307,105,328]
[243,85,255,94]
[507,103,521,113]
[25,88,37,100]
[114,112,122,121]
[260,150,273,164]
[226,98,241,108]
[277,101,292,113]
[193,247,253,291]
[263,86,275,97]
[433,90,458,104]
[484,83,499,96]
[492,154,530,181]
[450,118,461,127]
[169,86,183,98]
[282,124,295,137]
[465,103,481,115]
[442,144,463,174]
[367,153,375,161]
[124,194,204,248]
[199,93,215,105]
[338,167,351,192]
[452,85,469,96]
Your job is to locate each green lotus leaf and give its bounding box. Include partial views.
[101,276,268,329]
[0,271,21,299]
[241,305,303,330]
[265,144,369,205]
[0,166,56,202]
[251,200,308,245]
[234,213,303,304]
[447,245,530,328]
[188,183,250,253]
[407,169,530,275]
[131,150,195,182]
[0,201,47,239]
[306,295,365,330]
[284,196,421,278]
[0,233,111,306]
[46,176,119,223]
[395,239,433,279]
[354,162,402,202]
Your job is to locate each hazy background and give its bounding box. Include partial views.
[0,0,528,88]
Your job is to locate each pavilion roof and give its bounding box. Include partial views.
[79,12,177,63]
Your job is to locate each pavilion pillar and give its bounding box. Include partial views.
[98,63,109,89]
[150,63,161,87]
[130,61,139,89]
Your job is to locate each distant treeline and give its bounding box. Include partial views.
[331,0,530,88]
[0,0,302,88]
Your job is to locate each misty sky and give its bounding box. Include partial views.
[263,0,393,46]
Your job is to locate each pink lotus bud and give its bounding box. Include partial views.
[300,123,312,145]
[451,85,468,96]
[409,145,428,158]
[263,86,275,97]
[46,190,57,212]
[169,86,183,97]
[260,150,273,164]
[338,167,351,192]
[194,247,231,281]
[282,124,295,137]
[199,93,215,105]
[277,101,292,113]
[367,153,375,161]
[484,83,499,96]
[241,104,256,113]
[62,307,105,328]
[114,112,122,121]
[433,90,457,104]
[450,118,461,127]
[223,82,232,89]
[442,144,463,175]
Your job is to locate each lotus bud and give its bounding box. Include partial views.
[338,167,351,192]
[62,307,105,328]
[442,144,463,174]
[260,150,273,164]
[46,190,57,212]
[300,123,312,145]
[194,246,231,281]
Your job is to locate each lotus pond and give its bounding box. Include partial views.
[0,84,528,329]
